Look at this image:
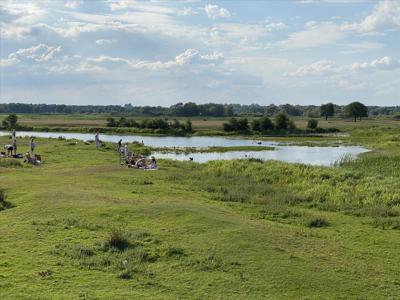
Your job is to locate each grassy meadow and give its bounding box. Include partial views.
[1,120,400,298]
[3,113,400,135]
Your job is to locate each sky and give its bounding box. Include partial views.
[0,0,399,106]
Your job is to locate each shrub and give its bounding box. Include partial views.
[0,190,13,211]
[307,119,318,130]
[117,269,133,280]
[260,116,274,131]
[274,113,289,130]
[307,217,329,228]
[251,119,261,131]
[222,118,249,132]
[104,228,130,251]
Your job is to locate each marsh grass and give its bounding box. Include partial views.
[169,155,400,226]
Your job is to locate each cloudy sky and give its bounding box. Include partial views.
[1,0,399,106]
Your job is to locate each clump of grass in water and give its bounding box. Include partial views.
[332,153,356,167]
[0,190,13,211]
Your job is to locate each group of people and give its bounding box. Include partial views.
[2,130,156,169]
[2,130,36,158]
[1,130,40,164]
[117,138,157,170]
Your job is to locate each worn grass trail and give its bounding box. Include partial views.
[1,136,400,299]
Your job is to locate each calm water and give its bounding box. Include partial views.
[0,131,369,166]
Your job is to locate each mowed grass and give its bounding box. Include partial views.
[1,134,400,298]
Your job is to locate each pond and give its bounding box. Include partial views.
[0,131,369,166]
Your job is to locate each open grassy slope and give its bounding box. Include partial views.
[1,129,400,299]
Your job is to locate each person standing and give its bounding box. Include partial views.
[30,138,36,154]
[95,132,100,149]
[123,144,129,158]
[11,130,17,156]
[118,139,122,152]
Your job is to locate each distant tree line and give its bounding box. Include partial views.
[0,101,397,119]
[106,117,193,133]
[223,114,297,133]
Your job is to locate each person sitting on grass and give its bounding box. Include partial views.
[150,156,157,169]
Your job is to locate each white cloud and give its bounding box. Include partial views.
[14,44,62,62]
[265,22,286,32]
[350,56,400,71]
[54,49,224,74]
[107,0,176,14]
[0,56,20,67]
[288,56,400,77]
[280,22,348,49]
[65,0,83,9]
[204,4,231,20]
[177,7,198,16]
[95,39,116,46]
[357,0,400,32]
[287,60,337,76]
[345,41,385,50]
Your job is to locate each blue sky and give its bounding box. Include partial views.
[1,0,399,106]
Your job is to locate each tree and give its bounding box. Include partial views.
[106,117,116,127]
[118,117,127,127]
[251,119,261,131]
[260,116,274,131]
[345,101,368,122]
[288,120,296,132]
[2,114,18,129]
[237,118,249,131]
[224,105,234,117]
[222,118,249,132]
[185,120,193,133]
[274,113,289,130]
[307,119,318,130]
[320,103,335,120]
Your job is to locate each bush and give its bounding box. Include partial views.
[274,113,289,130]
[0,190,13,211]
[307,217,329,228]
[307,119,318,130]
[251,119,261,131]
[117,269,133,280]
[104,228,130,251]
[2,114,18,129]
[223,118,249,132]
[260,116,274,131]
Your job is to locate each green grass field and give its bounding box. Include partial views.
[2,113,400,135]
[1,123,400,299]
